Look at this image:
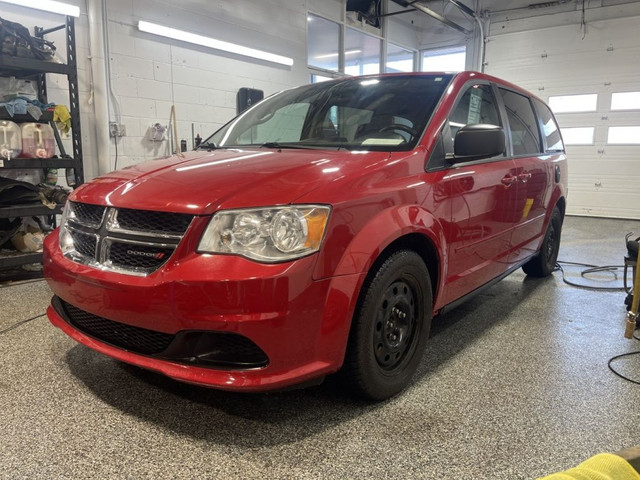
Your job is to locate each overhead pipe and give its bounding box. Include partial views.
[86,0,111,175]
[447,0,486,72]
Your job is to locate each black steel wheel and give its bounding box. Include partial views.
[522,207,563,277]
[342,250,432,400]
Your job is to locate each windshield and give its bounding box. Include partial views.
[205,74,454,152]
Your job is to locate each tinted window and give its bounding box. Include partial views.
[499,89,542,156]
[445,83,502,153]
[532,98,564,152]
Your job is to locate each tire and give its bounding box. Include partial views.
[342,250,433,400]
[522,207,563,277]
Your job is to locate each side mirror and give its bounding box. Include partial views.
[451,124,505,162]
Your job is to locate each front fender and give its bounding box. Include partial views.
[314,204,447,290]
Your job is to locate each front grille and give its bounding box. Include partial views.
[72,202,105,227]
[62,300,174,355]
[70,230,96,258]
[108,242,173,270]
[55,297,269,369]
[64,202,195,276]
[116,208,193,235]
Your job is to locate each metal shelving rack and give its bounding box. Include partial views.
[0,16,84,275]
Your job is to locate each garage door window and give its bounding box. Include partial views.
[548,94,597,113]
[499,89,542,156]
[611,92,640,111]
[607,126,640,144]
[561,127,594,145]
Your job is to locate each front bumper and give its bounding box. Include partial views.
[43,232,364,391]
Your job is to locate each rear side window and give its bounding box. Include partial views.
[532,98,564,152]
[499,89,542,156]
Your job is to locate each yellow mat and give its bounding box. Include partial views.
[539,453,640,480]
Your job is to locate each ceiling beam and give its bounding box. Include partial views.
[390,0,471,34]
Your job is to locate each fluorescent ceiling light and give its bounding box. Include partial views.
[138,21,293,67]
[315,49,361,59]
[0,0,80,17]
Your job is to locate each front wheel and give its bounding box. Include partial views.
[522,207,563,277]
[342,250,432,400]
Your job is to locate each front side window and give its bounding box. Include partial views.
[499,89,542,156]
[207,75,453,152]
[446,83,501,151]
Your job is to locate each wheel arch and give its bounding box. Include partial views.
[363,233,440,305]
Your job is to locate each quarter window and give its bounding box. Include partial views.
[499,89,542,156]
[532,98,564,152]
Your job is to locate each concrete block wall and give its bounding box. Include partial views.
[104,0,311,172]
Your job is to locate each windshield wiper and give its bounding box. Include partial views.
[260,142,346,150]
[196,142,222,150]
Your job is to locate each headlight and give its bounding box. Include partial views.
[58,201,75,255]
[198,205,331,262]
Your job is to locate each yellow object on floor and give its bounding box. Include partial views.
[53,104,71,133]
[539,453,640,480]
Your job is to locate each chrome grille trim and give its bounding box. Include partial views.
[62,203,194,276]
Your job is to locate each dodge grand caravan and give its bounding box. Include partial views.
[44,72,567,400]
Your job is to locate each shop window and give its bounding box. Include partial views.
[344,27,381,76]
[310,74,334,84]
[422,46,465,72]
[386,43,414,73]
[561,127,594,145]
[307,14,340,71]
[548,94,597,113]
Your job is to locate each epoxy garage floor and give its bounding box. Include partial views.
[1,216,639,479]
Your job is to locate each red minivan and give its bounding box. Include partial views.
[44,72,567,399]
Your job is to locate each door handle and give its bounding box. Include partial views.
[501,174,516,186]
[518,172,532,183]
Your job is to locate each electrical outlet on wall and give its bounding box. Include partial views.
[109,122,126,137]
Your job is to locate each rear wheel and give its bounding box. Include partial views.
[522,207,563,277]
[343,250,432,400]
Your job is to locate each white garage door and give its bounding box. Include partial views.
[484,13,640,219]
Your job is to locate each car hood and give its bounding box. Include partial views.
[71,148,391,214]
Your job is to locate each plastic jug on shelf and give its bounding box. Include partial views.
[21,122,55,158]
[0,120,22,160]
